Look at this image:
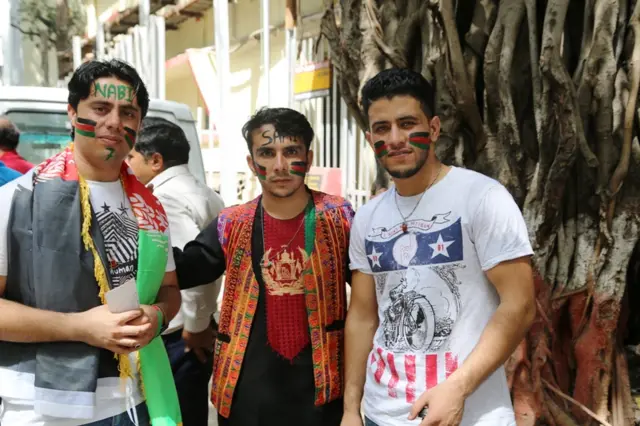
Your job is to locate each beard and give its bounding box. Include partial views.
[385,150,429,179]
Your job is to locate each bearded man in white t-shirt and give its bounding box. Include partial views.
[342,68,536,426]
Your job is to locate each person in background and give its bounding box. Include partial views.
[173,107,354,426]
[343,68,536,426]
[128,116,225,426]
[0,160,21,187]
[0,59,182,426]
[0,117,34,174]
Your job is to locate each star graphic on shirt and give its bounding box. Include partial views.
[118,203,129,215]
[429,234,454,258]
[101,202,111,212]
[367,246,382,268]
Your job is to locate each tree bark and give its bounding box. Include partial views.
[322,0,640,424]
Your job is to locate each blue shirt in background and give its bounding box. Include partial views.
[0,161,22,187]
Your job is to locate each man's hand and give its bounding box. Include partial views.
[76,305,152,354]
[183,326,215,363]
[408,378,465,426]
[126,305,160,349]
[340,411,364,426]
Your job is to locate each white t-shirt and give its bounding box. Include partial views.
[349,167,533,426]
[0,171,175,425]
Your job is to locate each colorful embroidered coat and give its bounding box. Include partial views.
[212,190,354,418]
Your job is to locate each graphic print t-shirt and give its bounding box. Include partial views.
[88,179,176,287]
[90,180,147,288]
[349,167,533,426]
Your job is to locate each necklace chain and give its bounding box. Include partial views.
[260,203,307,267]
[394,164,443,232]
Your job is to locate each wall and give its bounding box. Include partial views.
[165,57,204,115]
[163,0,324,121]
[165,10,213,59]
[231,0,325,40]
[21,40,59,87]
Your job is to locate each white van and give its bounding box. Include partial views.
[0,86,206,183]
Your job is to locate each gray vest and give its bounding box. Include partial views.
[0,177,120,417]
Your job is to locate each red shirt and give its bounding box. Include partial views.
[1,150,34,174]
[261,208,310,361]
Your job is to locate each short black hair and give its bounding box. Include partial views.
[68,59,150,119]
[241,107,314,153]
[360,68,435,119]
[0,117,20,150]
[135,117,190,169]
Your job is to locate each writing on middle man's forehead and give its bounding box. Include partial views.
[94,82,135,103]
[260,129,299,146]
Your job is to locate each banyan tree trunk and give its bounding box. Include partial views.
[320,0,640,424]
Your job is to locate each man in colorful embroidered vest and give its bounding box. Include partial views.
[173,107,354,426]
[0,117,34,174]
[0,59,183,426]
[343,68,536,426]
[128,116,225,425]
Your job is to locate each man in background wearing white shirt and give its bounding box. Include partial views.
[128,116,225,426]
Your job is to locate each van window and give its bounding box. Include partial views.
[5,109,205,184]
[6,110,71,164]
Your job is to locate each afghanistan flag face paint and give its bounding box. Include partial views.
[374,140,388,158]
[254,161,267,180]
[408,132,431,150]
[75,117,96,138]
[290,161,307,177]
[124,127,137,149]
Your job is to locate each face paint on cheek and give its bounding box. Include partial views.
[289,161,307,177]
[74,117,97,138]
[124,127,137,149]
[254,161,267,180]
[408,132,431,150]
[373,140,388,158]
[105,148,115,160]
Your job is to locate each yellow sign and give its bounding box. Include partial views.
[294,61,332,101]
[305,174,322,191]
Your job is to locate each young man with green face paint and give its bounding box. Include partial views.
[71,85,138,161]
[173,107,355,426]
[0,59,183,426]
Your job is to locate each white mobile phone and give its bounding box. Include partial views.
[105,278,140,313]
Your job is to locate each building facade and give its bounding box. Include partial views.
[13,0,377,208]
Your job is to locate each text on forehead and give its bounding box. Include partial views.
[260,129,298,146]
[94,83,134,103]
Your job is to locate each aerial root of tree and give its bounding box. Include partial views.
[320,0,640,424]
